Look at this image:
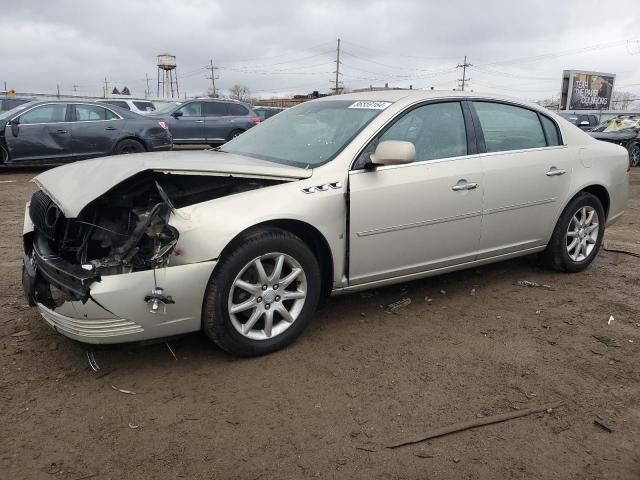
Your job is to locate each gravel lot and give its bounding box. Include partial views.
[1,167,639,480]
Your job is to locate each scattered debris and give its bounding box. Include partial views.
[470,288,476,296]
[608,315,615,326]
[111,385,136,395]
[386,402,563,448]
[515,280,553,290]
[593,335,620,348]
[590,349,604,356]
[453,458,461,463]
[165,342,178,361]
[86,351,100,372]
[594,418,614,433]
[355,446,376,453]
[359,292,375,299]
[128,423,139,429]
[11,330,30,337]
[439,290,447,295]
[424,296,432,303]
[414,450,433,458]
[603,239,640,258]
[0,180,17,184]
[386,297,411,313]
[535,310,542,315]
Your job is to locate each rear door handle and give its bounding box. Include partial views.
[195,120,204,123]
[452,182,479,191]
[546,168,566,176]
[53,129,68,134]
[105,126,116,131]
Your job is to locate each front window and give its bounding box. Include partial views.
[154,102,182,114]
[177,102,202,117]
[18,104,67,124]
[222,100,388,167]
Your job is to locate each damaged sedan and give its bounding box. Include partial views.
[23,91,629,356]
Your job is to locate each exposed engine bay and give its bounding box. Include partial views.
[25,171,285,303]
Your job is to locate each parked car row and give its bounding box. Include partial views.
[21,91,629,356]
[588,115,640,167]
[0,101,172,166]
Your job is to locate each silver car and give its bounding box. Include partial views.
[22,91,629,356]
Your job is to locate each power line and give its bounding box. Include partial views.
[457,56,472,91]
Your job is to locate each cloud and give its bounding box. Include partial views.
[1,0,639,100]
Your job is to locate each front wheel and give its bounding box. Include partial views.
[629,142,640,167]
[114,139,145,155]
[227,129,245,141]
[202,228,321,356]
[540,192,605,272]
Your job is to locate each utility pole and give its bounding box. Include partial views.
[206,59,219,97]
[72,84,78,94]
[103,77,110,98]
[145,73,151,99]
[56,84,60,98]
[456,56,471,91]
[332,38,342,95]
[3,80,6,92]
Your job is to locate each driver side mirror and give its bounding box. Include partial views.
[172,111,183,118]
[9,118,20,137]
[368,140,416,167]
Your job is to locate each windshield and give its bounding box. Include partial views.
[0,102,35,121]
[221,99,391,167]
[592,116,640,133]
[153,102,182,114]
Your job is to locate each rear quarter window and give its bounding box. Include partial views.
[227,103,249,116]
[540,115,561,146]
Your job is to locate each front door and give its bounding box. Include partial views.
[348,101,484,285]
[171,101,205,142]
[5,103,73,163]
[471,101,572,258]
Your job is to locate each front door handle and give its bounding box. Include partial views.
[546,167,566,177]
[195,120,204,123]
[53,129,68,134]
[105,126,116,131]
[452,182,479,191]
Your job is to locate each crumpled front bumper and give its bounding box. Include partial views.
[23,253,216,344]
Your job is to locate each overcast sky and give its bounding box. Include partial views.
[2,0,639,101]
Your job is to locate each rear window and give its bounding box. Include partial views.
[228,103,249,116]
[540,115,561,146]
[133,101,155,112]
[474,102,546,153]
[205,102,227,116]
[105,100,130,110]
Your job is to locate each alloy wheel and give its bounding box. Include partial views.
[630,145,640,167]
[566,206,599,262]
[228,253,307,340]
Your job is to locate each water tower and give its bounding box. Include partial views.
[157,53,179,98]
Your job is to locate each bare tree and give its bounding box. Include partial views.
[229,84,251,102]
[611,90,636,110]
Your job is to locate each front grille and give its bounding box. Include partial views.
[29,191,64,242]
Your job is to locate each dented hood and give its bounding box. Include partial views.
[33,150,313,217]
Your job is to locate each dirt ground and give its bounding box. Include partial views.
[1,168,639,480]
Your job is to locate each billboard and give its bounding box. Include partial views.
[560,70,615,110]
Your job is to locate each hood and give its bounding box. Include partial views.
[33,150,313,217]
[589,130,638,142]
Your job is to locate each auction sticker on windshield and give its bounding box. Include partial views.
[348,101,392,110]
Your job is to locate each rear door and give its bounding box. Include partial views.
[171,101,204,142]
[204,101,229,143]
[471,101,572,258]
[71,104,123,158]
[4,103,73,163]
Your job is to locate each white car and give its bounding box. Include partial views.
[22,91,629,356]
[98,98,157,115]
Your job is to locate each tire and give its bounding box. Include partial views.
[114,139,145,155]
[540,192,605,272]
[629,142,640,167]
[227,129,245,141]
[202,228,321,356]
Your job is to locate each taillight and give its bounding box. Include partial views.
[158,120,169,130]
[250,115,260,125]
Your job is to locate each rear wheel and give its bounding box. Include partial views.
[227,129,244,141]
[540,192,605,272]
[202,228,321,356]
[629,142,640,167]
[114,139,145,155]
